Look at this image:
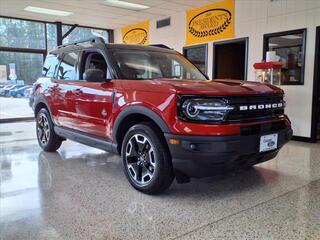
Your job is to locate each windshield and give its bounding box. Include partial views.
[111,49,207,81]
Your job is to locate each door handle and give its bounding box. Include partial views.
[72,89,82,95]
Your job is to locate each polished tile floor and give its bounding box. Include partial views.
[1,122,320,240]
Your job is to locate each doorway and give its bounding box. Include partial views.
[212,37,248,80]
[311,26,320,142]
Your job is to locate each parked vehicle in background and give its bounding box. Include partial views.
[0,80,25,88]
[0,84,24,97]
[0,85,14,96]
[0,82,12,88]
[32,37,292,194]
[9,85,31,97]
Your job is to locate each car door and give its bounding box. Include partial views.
[71,49,115,139]
[53,50,82,129]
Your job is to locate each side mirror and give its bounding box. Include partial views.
[83,69,107,82]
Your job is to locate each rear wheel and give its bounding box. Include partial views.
[36,108,62,152]
[121,123,174,194]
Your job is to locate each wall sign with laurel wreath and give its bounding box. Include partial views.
[188,9,232,38]
[123,28,148,45]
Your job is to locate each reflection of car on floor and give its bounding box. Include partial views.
[9,85,31,97]
[32,37,293,194]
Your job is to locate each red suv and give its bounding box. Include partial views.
[32,37,292,194]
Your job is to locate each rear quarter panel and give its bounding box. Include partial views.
[33,77,60,125]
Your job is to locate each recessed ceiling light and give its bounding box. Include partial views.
[102,0,149,10]
[24,6,73,16]
[280,35,302,40]
[269,43,279,47]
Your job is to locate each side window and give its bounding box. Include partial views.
[57,51,79,80]
[82,51,111,81]
[113,51,162,80]
[42,54,59,77]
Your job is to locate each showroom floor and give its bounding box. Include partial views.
[1,122,320,240]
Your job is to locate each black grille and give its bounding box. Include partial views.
[240,120,287,136]
[226,94,285,123]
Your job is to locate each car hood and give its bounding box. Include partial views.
[122,79,283,95]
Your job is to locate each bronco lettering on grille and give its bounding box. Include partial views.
[239,102,283,111]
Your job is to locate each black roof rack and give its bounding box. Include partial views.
[149,44,171,49]
[57,37,105,49]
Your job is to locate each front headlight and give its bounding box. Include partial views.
[179,98,234,122]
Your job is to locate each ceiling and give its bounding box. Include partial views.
[0,0,220,30]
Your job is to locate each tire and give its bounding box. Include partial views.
[121,123,174,194]
[36,108,62,152]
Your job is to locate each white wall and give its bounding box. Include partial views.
[114,0,320,138]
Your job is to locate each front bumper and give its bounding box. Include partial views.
[165,126,292,178]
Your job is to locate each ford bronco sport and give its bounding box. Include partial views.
[32,37,292,194]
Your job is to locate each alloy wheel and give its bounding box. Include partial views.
[37,113,50,145]
[125,134,156,186]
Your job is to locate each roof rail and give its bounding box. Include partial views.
[57,37,105,49]
[149,44,171,49]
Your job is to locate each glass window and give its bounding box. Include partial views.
[42,54,59,77]
[0,17,46,49]
[46,23,57,52]
[264,29,306,85]
[82,52,110,80]
[183,44,207,74]
[111,49,207,81]
[62,25,109,44]
[0,51,43,85]
[57,52,79,80]
[0,51,43,120]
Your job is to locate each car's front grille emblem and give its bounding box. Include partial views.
[239,102,284,111]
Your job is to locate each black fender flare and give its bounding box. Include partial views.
[33,95,53,117]
[112,105,170,144]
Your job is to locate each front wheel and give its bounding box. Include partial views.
[121,123,174,194]
[36,108,62,152]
